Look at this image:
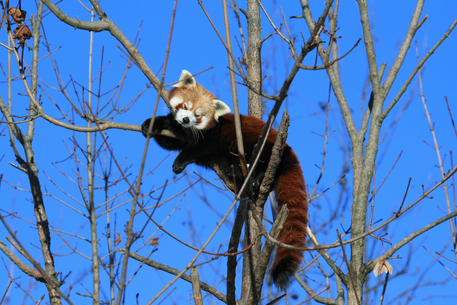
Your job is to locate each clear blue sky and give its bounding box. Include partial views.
[1,1,457,304]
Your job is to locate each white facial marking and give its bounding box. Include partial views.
[170,96,183,109]
[176,109,197,127]
[195,108,203,116]
[187,101,193,109]
[196,116,209,130]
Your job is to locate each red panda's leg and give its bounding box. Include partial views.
[172,144,216,174]
[142,115,189,151]
[172,150,197,174]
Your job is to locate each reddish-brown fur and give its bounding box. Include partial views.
[218,114,308,289]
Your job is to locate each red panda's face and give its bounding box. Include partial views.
[170,96,209,130]
[168,70,231,131]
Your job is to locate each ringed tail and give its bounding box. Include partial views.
[270,149,309,290]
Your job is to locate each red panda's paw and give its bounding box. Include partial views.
[141,118,154,138]
[141,118,163,138]
[172,159,186,174]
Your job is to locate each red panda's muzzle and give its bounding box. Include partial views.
[175,108,197,129]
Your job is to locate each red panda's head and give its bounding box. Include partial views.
[168,70,231,130]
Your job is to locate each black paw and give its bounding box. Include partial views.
[172,160,186,174]
[141,118,164,138]
[141,119,154,138]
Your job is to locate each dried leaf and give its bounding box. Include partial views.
[9,8,27,25]
[149,237,159,246]
[12,25,32,46]
[373,259,393,277]
[114,232,121,245]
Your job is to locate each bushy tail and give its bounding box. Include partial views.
[270,149,308,290]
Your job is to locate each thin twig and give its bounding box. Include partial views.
[383,15,457,120]
[120,249,227,302]
[423,246,457,279]
[116,0,178,301]
[378,273,389,305]
[416,41,456,253]
[222,0,247,176]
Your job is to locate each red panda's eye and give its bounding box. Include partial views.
[184,105,187,110]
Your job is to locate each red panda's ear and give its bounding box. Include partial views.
[214,99,231,121]
[174,70,196,88]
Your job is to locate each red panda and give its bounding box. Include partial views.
[141,70,309,290]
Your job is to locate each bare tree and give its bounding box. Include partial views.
[1,1,456,305]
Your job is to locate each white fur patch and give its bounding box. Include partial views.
[186,101,193,109]
[195,108,203,116]
[197,116,209,130]
[170,96,183,110]
[176,109,197,128]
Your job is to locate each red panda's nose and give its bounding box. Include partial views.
[182,117,189,124]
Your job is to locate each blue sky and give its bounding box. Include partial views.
[1,1,457,304]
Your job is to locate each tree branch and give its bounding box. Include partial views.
[41,0,169,103]
[382,15,457,120]
[365,210,457,276]
[119,249,227,303]
[0,240,46,283]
